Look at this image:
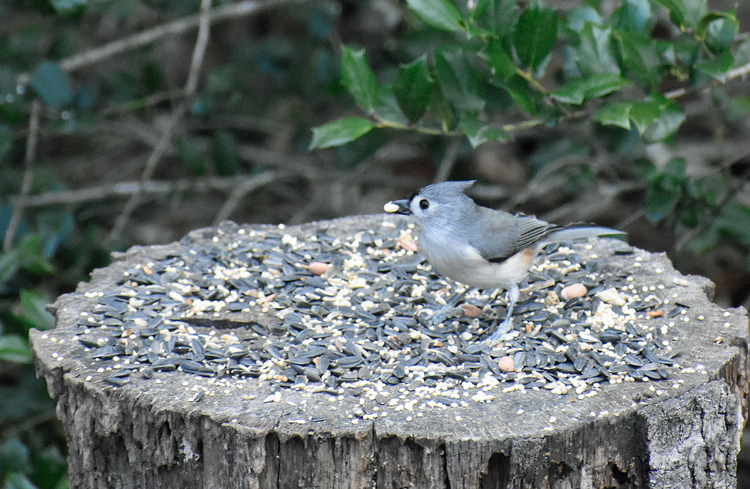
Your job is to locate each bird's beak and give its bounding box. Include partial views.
[384,199,412,215]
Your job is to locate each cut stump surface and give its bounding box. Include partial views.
[31,216,750,488]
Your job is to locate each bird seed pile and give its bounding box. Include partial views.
[72,218,687,402]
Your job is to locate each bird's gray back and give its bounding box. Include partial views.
[466,207,558,262]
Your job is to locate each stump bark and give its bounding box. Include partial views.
[30,216,749,488]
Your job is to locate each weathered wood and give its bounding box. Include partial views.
[30,216,749,488]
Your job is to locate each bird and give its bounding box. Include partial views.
[384,180,625,344]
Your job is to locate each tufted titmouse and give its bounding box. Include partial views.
[384,180,625,343]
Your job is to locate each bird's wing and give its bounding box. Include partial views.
[469,209,557,263]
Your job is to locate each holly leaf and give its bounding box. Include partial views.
[638,96,685,142]
[610,0,652,33]
[614,30,662,89]
[484,41,517,81]
[406,0,463,32]
[29,61,72,108]
[695,50,734,82]
[434,49,485,112]
[0,335,31,363]
[594,102,632,129]
[653,0,707,30]
[20,289,54,331]
[513,0,558,70]
[572,23,620,76]
[475,0,517,38]
[341,47,379,111]
[309,117,375,149]
[699,9,738,54]
[459,119,509,147]
[393,56,433,122]
[551,73,629,104]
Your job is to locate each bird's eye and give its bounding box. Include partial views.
[419,199,430,210]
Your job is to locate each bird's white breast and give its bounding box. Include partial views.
[419,229,536,290]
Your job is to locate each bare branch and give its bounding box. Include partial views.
[12,175,271,208]
[9,172,424,210]
[4,100,41,251]
[433,137,462,184]
[106,0,214,245]
[15,0,311,87]
[665,61,750,100]
[213,171,278,224]
[185,0,213,95]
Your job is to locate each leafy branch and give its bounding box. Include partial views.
[310,0,750,149]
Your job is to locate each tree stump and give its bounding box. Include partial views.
[30,216,749,488]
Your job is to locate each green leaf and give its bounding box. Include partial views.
[614,30,662,89]
[212,130,239,176]
[50,0,87,12]
[0,124,12,163]
[663,157,686,178]
[551,73,629,104]
[373,87,409,126]
[30,445,68,489]
[206,66,234,94]
[724,96,750,122]
[17,234,54,275]
[696,51,734,83]
[428,84,454,131]
[175,137,206,176]
[459,119,509,147]
[645,103,685,142]
[393,56,433,122]
[699,9,738,53]
[653,0,707,30]
[0,234,54,290]
[0,67,15,99]
[594,102,632,129]
[513,0,558,70]
[715,201,750,247]
[3,472,37,489]
[29,61,72,108]
[434,49,485,112]
[475,0,517,38]
[21,289,55,331]
[733,38,750,67]
[628,99,661,134]
[0,334,31,363]
[493,75,541,115]
[1,438,31,474]
[684,223,720,254]
[631,95,685,142]
[645,175,683,223]
[484,41,517,81]
[673,39,701,67]
[34,211,71,266]
[573,24,620,76]
[0,248,20,290]
[695,173,730,206]
[341,47,379,111]
[406,0,463,32]
[610,0,652,33]
[309,117,375,149]
[566,6,602,32]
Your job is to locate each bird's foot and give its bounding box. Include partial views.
[429,304,462,326]
[484,316,513,347]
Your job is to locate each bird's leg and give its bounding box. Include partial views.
[486,283,519,344]
[429,288,470,325]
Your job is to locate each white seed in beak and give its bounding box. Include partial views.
[383,202,400,213]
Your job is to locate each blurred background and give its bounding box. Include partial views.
[1,0,749,487]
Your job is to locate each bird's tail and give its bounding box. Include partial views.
[545,224,625,243]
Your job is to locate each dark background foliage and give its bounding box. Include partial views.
[1,0,749,487]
